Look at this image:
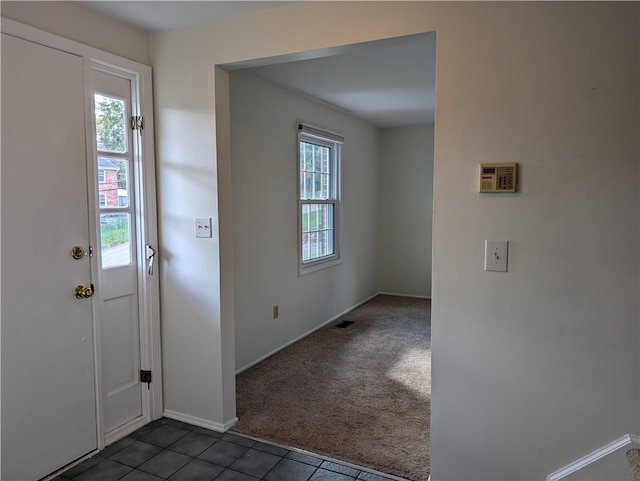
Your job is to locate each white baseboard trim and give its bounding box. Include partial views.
[379,291,431,300]
[163,409,238,433]
[235,293,379,374]
[105,415,152,446]
[547,434,640,481]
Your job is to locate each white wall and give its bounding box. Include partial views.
[379,125,433,297]
[150,2,639,479]
[0,1,151,65]
[230,70,380,371]
[429,3,638,479]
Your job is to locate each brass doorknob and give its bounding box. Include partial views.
[74,284,94,299]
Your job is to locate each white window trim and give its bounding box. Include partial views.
[297,121,343,276]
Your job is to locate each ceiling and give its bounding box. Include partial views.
[80,1,436,127]
[240,34,435,127]
[81,1,296,32]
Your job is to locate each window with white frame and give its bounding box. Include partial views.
[298,122,343,274]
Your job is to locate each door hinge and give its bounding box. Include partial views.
[140,369,152,389]
[131,116,144,131]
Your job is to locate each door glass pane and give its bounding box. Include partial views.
[95,94,127,153]
[97,157,129,208]
[100,213,131,268]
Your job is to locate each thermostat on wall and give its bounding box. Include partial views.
[479,163,518,193]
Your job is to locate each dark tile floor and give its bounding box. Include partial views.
[53,418,403,481]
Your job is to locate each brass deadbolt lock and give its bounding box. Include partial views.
[71,246,87,260]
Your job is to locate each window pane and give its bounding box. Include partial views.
[100,213,131,268]
[97,157,129,208]
[95,94,127,153]
[301,203,334,262]
[314,145,322,173]
[305,143,313,170]
[300,140,332,201]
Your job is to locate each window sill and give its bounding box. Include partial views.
[299,257,342,276]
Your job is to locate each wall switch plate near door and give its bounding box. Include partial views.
[484,240,508,272]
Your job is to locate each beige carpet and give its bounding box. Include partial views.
[233,294,431,481]
[628,449,640,481]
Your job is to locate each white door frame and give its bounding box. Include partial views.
[1,18,163,451]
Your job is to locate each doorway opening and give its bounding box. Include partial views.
[222,32,436,480]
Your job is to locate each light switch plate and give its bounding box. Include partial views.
[195,217,212,238]
[484,240,508,272]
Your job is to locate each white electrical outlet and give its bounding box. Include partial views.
[484,240,508,272]
[195,218,212,238]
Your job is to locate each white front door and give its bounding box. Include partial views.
[1,33,98,480]
[89,67,147,438]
